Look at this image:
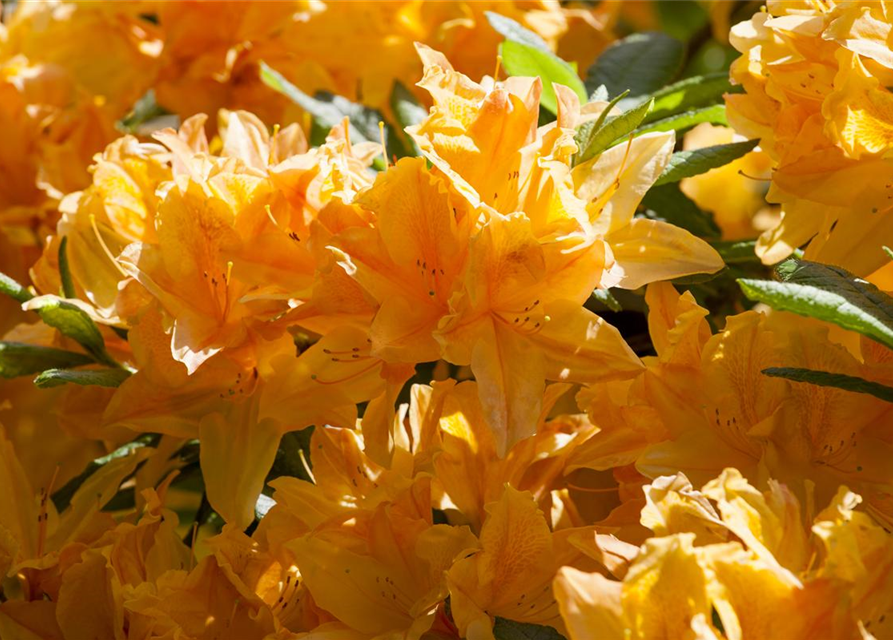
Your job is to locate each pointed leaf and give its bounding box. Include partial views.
[575,98,653,164]
[58,236,76,299]
[485,11,550,52]
[635,104,727,136]
[499,40,587,114]
[0,342,94,378]
[739,259,893,350]
[654,139,759,186]
[23,296,116,366]
[645,73,737,123]
[585,32,685,108]
[34,368,131,389]
[0,271,33,303]
[762,367,893,404]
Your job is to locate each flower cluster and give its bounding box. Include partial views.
[1,2,893,640]
[727,0,893,281]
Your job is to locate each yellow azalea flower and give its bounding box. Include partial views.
[727,0,893,277]
[680,123,776,241]
[410,47,723,287]
[447,485,597,639]
[624,284,893,517]
[0,56,118,266]
[30,135,169,323]
[421,379,592,531]
[556,468,893,640]
[435,211,640,456]
[103,305,407,530]
[290,477,477,640]
[813,487,893,627]
[0,423,152,600]
[331,156,475,364]
[409,44,546,218]
[555,533,716,640]
[153,2,608,124]
[572,130,724,289]
[3,1,161,119]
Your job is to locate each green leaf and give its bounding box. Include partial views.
[585,32,685,108]
[645,73,736,123]
[572,89,628,165]
[635,104,727,136]
[493,618,567,640]
[58,236,76,299]
[884,245,893,261]
[654,139,759,187]
[591,288,622,312]
[34,367,131,389]
[575,98,653,165]
[499,40,587,115]
[51,434,159,512]
[709,239,759,264]
[0,271,33,303]
[640,183,720,238]
[762,367,893,404]
[260,62,402,155]
[738,259,893,350]
[0,342,93,379]
[24,296,116,366]
[485,11,550,52]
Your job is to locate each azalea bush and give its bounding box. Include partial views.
[1,1,893,638]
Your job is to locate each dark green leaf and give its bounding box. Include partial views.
[25,297,116,366]
[51,434,159,512]
[709,239,759,264]
[739,259,893,350]
[654,139,759,186]
[58,236,76,299]
[575,98,653,165]
[0,271,33,303]
[585,32,685,108]
[485,11,550,52]
[591,288,622,312]
[645,73,737,123]
[493,618,567,640]
[762,367,893,404]
[499,40,587,114]
[635,104,727,136]
[0,342,93,379]
[640,183,720,238]
[34,367,131,389]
